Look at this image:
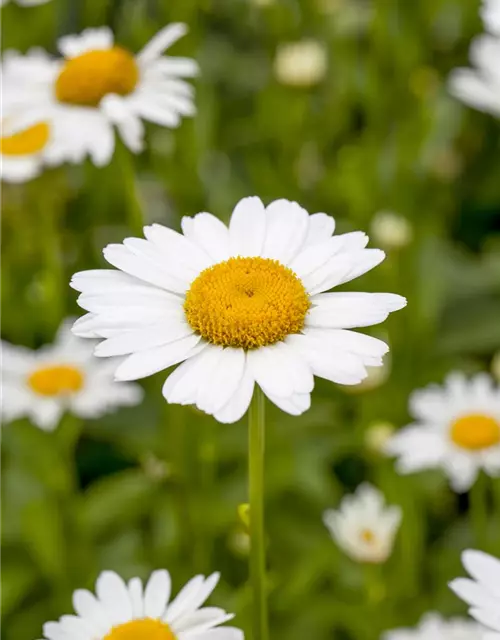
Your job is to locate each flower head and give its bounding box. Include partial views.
[40,568,243,640]
[370,211,413,250]
[71,197,406,423]
[385,372,500,492]
[274,40,328,87]
[383,612,485,640]
[2,24,198,166]
[323,483,402,563]
[450,549,500,639]
[1,319,142,430]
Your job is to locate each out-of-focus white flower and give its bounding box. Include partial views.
[323,483,402,563]
[482,0,500,35]
[274,40,328,87]
[448,34,500,118]
[2,24,198,166]
[383,612,485,640]
[365,421,396,454]
[450,549,500,640]
[370,211,413,250]
[385,373,500,493]
[491,352,500,382]
[40,568,244,640]
[0,319,143,431]
[71,197,406,423]
[0,0,51,6]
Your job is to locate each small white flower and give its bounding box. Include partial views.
[383,612,485,640]
[482,0,500,34]
[370,211,413,250]
[2,24,198,166]
[385,372,500,492]
[40,568,243,640]
[274,40,328,87]
[0,0,51,6]
[450,549,500,640]
[71,197,406,424]
[323,483,402,563]
[448,34,500,118]
[0,319,143,431]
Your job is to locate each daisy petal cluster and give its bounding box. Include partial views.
[40,569,243,640]
[1,23,197,176]
[322,483,402,563]
[382,612,485,640]
[450,550,500,639]
[1,319,143,430]
[385,373,500,492]
[71,197,406,423]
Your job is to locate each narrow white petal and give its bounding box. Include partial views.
[144,570,172,618]
[196,348,247,415]
[162,346,223,406]
[95,571,132,625]
[181,212,231,263]
[307,292,406,329]
[261,199,309,264]
[213,366,255,424]
[304,212,335,245]
[229,196,266,257]
[137,24,188,64]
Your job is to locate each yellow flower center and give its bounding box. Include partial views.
[360,529,376,544]
[55,47,139,107]
[184,257,310,349]
[0,122,50,156]
[104,619,176,640]
[28,365,84,397]
[450,414,500,450]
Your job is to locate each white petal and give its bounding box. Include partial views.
[265,392,311,416]
[152,57,199,78]
[213,366,255,424]
[137,24,188,64]
[162,346,223,406]
[128,578,144,619]
[181,212,231,263]
[448,68,500,116]
[95,571,132,625]
[196,348,247,415]
[174,608,233,634]
[184,628,245,640]
[247,342,313,398]
[462,550,500,593]
[261,199,309,264]
[229,196,267,257]
[101,94,145,153]
[144,570,172,618]
[307,292,406,329]
[72,589,110,635]
[304,212,335,245]
[166,573,220,624]
[143,223,211,274]
[290,232,368,279]
[58,28,113,58]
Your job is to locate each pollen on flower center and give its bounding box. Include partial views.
[0,122,50,156]
[55,47,139,107]
[103,619,176,640]
[450,414,500,450]
[360,528,376,544]
[28,365,84,396]
[184,256,311,349]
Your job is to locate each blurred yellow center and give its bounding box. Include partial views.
[0,122,50,156]
[104,619,176,640]
[184,257,310,349]
[55,47,139,107]
[360,529,376,544]
[450,414,500,450]
[28,365,84,396]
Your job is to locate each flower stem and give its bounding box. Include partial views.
[248,387,268,640]
[117,141,144,236]
[470,473,489,548]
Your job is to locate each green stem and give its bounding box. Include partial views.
[117,142,144,236]
[248,387,268,640]
[470,474,489,548]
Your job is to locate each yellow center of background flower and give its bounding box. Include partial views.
[184,257,310,349]
[104,619,176,640]
[360,528,376,544]
[450,414,500,450]
[0,122,50,156]
[55,47,139,107]
[28,365,84,396]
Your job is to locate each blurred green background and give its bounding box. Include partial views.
[2,0,500,638]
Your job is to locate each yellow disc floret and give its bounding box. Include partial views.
[28,365,84,397]
[184,257,310,349]
[450,413,500,450]
[0,122,50,156]
[55,47,139,107]
[104,619,176,640]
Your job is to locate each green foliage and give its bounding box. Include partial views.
[1,0,500,638]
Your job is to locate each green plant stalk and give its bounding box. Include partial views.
[117,142,144,236]
[470,473,488,548]
[248,387,268,640]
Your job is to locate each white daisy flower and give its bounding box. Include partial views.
[1,0,51,6]
[448,34,500,118]
[3,24,198,166]
[322,483,402,564]
[1,319,143,431]
[450,549,500,640]
[39,568,243,640]
[482,0,500,34]
[274,40,328,87]
[382,612,485,640]
[384,372,500,492]
[70,197,406,424]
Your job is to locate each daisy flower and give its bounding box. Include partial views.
[71,197,406,424]
[450,549,500,640]
[40,568,243,640]
[482,0,500,34]
[448,34,500,118]
[3,24,198,166]
[322,483,402,563]
[382,612,485,640]
[1,319,143,430]
[384,372,500,492]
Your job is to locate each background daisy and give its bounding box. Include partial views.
[450,549,500,639]
[323,483,402,563]
[41,568,243,640]
[1,319,143,430]
[382,612,485,639]
[71,197,406,423]
[384,373,500,492]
